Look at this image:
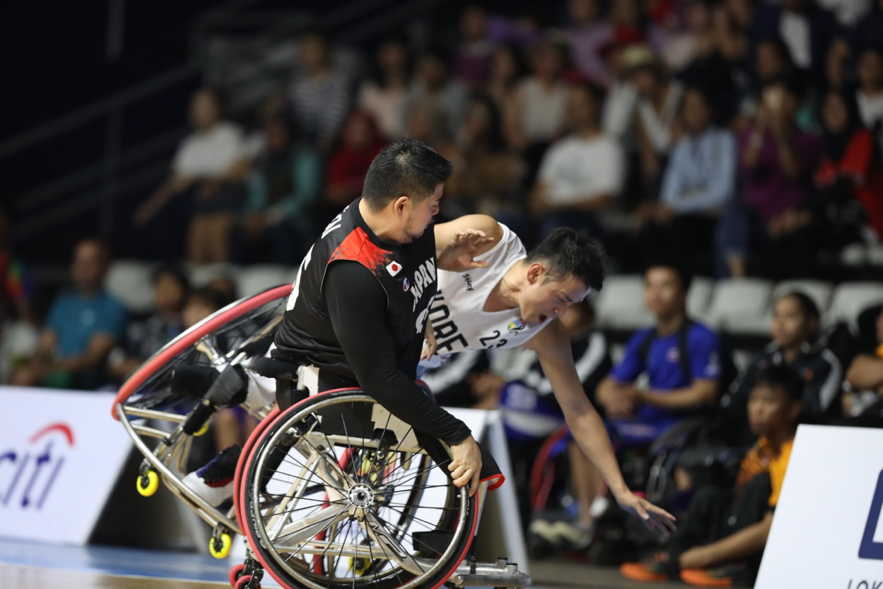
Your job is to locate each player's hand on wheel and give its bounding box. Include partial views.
[616,491,677,536]
[449,435,482,497]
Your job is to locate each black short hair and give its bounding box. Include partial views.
[778,291,820,322]
[153,262,190,292]
[524,228,606,292]
[753,364,804,403]
[361,138,453,211]
[187,287,228,314]
[644,263,692,293]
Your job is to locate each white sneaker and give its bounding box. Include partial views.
[183,445,241,507]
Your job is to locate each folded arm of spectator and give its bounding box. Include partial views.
[846,354,883,392]
[660,133,736,214]
[679,512,773,569]
[638,378,717,410]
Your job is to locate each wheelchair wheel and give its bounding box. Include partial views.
[240,389,478,589]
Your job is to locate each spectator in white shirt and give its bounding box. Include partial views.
[134,89,248,264]
[357,35,412,140]
[530,82,625,238]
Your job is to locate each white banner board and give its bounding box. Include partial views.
[0,387,131,545]
[757,425,883,588]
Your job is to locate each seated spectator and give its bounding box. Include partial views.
[814,88,883,250]
[203,275,238,308]
[720,292,843,442]
[600,32,641,142]
[290,30,351,153]
[11,239,126,390]
[233,114,322,265]
[596,264,721,447]
[404,49,470,142]
[636,86,736,274]
[658,0,716,73]
[0,208,37,326]
[608,0,667,55]
[403,100,453,154]
[716,75,822,279]
[626,45,684,199]
[134,89,248,264]
[748,0,838,88]
[845,304,883,419]
[530,83,625,238]
[856,47,883,154]
[358,34,412,140]
[454,5,496,90]
[486,44,528,119]
[107,264,189,382]
[325,110,387,211]
[506,40,571,186]
[445,94,522,218]
[621,364,802,587]
[566,0,614,87]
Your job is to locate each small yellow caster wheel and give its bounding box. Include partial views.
[209,533,232,559]
[136,470,159,497]
[194,421,210,437]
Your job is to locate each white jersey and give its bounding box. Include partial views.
[428,224,553,354]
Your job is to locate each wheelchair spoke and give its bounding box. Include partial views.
[274,503,349,547]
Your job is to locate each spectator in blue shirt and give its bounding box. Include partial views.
[11,239,126,390]
[635,87,736,274]
[596,264,721,446]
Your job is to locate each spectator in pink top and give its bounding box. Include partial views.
[716,74,822,279]
[566,0,615,87]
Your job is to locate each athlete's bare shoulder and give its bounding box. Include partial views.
[434,215,504,258]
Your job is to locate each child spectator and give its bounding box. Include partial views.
[358,35,412,140]
[11,239,126,390]
[108,264,188,382]
[621,364,803,587]
[234,114,322,265]
[814,88,883,249]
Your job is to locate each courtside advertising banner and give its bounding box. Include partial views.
[757,425,883,588]
[0,387,131,544]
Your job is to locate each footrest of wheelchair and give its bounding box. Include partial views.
[447,559,532,587]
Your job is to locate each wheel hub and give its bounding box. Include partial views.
[348,483,375,508]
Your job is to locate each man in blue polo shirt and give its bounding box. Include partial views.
[11,239,126,390]
[596,264,721,445]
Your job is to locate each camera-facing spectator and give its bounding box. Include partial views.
[11,239,126,390]
[108,264,189,382]
[358,35,412,140]
[636,87,736,274]
[290,30,351,153]
[717,75,822,279]
[530,83,625,238]
[325,110,387,210]
[454,5,496,90]
[134,89,248,264]
[814,88,883,248]
[404,49,470,143]
[856,47,883,154]
[566,0,614,87]
[233,114,322,265]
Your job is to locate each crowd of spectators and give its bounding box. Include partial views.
[4,0,883,585]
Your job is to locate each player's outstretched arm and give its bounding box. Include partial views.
[523,321,677,536]
[434,215,502,272]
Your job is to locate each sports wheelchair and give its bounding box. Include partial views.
[112,285,530,589]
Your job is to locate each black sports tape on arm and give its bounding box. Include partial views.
[324,262,472,445]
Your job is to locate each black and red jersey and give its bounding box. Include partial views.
[275,198,438,383]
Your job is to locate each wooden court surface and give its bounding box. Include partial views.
[0,562,227,589]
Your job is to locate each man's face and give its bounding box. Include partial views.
[401,184,443,243]
[682,90,711,135]
[567,87,598,130]
[748,384,799,437]
[644,267,685,319]
[771,296,813,349]
[71,242,107,291]
[518,267,590,324]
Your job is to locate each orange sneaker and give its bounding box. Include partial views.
[620,553,673,582]
[680,567,734,587]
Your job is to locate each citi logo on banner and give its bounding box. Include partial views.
[0,422,74,510]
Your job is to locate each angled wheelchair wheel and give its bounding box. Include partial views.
[240,389,478,589]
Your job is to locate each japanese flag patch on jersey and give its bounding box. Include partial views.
[386,261,402,276]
